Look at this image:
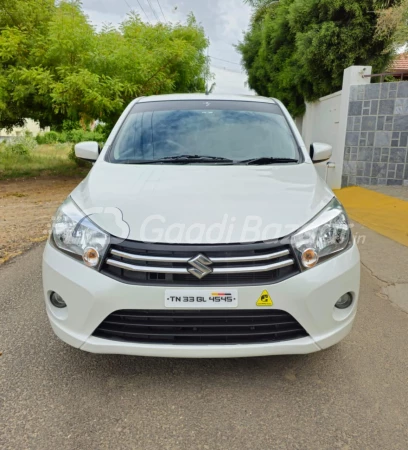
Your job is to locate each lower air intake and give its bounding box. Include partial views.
[92,309,309,345]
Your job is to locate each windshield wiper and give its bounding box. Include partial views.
[160,155,235,163]
[121,155,235,164]
[120,155,298,165]
[240,157,299,165]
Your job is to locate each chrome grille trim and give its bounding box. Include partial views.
[111,249,190,263]
[211,249,290,263]
[106,259,188,274]
[110,248,290,264]
[212,259,294,274]
[106,258,295,274]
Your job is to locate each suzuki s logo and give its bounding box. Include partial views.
[187,254,213,279]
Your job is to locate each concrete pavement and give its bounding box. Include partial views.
[364,185,408,202]
[1,234,407,450]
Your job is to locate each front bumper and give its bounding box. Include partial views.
[42,242,360,358]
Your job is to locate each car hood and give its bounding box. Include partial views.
[71,161,334,244]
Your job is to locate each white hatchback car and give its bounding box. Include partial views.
[42,94,360,358]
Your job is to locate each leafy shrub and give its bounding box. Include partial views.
[36,128,106,145]
[36,131,59,144]
[65,129,85,143]
[65,129,105,144]
[68,144,92,168]
[56,132,67,143]
[5,136,37,155]
[8,143,30,155]
[67,144,76,162]
[94,123,110,140]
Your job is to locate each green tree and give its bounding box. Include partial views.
[0,1,209,130]
[0,0,56,128]
[376,0,408,48]
[238,0,401,117]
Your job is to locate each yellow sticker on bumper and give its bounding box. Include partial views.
[256,290,273,306]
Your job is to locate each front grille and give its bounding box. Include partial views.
[93,309,309,345]
[100,240,300,286]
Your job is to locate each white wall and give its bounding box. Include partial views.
[296,66,372,189]
[0,119,49,138]
[301,91,342,183]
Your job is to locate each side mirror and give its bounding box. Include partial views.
[75,141,100,162]
[310,142,332,163]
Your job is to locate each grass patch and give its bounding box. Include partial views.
[0,143,90,180]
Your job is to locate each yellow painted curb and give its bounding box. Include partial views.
[334,187,408,247]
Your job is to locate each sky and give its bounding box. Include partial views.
[81,0,254,94]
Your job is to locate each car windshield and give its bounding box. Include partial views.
[108,100,300,164]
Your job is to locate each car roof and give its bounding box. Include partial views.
[138,94,275,104]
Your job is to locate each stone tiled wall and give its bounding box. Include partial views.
[342,82,408,187]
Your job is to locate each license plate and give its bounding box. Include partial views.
[165,290,238,308]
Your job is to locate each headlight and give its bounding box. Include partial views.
[52,197,110,268]
[291,198,351,269]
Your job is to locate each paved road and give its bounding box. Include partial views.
[1,240,407,450]
[365,185,408,202]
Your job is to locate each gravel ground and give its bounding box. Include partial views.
[0,177,82,264]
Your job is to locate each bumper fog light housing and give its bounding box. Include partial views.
[335,293,353,310]
[50,292,67,309]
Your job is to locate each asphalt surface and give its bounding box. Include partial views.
[364,185,408,202]
[1,243,407,450]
